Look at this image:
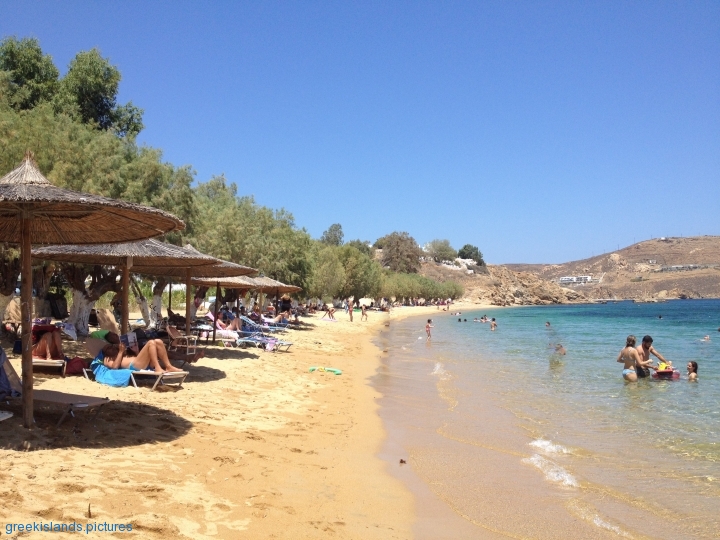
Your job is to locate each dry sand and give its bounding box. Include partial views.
[0,307,441,539]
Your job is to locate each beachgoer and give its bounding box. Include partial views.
[473,318,479,322]
[101,339,183,373]
[490,318,497,331]
[687,361,698,381]
[635,335,668,378]
[554,344,566,355]
[545,321,551,328]
[464,319,467,322]
[702,335,710,342]
[617,335,640,382]
[348,299,353,322]
[321,305,336,320]
[32,329,64,360]
[361,305,368,321]
[426,319,433,341]
[458,318,462,323]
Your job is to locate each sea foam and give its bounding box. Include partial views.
[522,454,579,487]
[431,362,447,377]
[529,438,570,455]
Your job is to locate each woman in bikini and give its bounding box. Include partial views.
[687,361,698,381]
[617,335,641,382]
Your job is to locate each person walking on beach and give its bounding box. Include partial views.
[426,319,434,341]
[635,335,668,378]
[361,304,368,321]
[347,299,353,322]
[617,335,641,382]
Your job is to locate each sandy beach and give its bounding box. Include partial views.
[0,307,455,539]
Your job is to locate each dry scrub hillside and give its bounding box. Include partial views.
[420,263,585,306]
[505,236,720,300]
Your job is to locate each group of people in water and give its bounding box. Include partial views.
[617,334,698,382]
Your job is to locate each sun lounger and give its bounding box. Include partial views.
[82,337,188,390]
[166,326,202,367]
[32,357,67,376]
[33,389,110,427]
[129,370,188,391]
[238,332,293,352]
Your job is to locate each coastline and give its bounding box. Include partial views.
[0,311,413,539]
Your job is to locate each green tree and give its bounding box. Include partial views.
[425,239,457,262]
[379,232,423,273]
[0,36,59,110]
[55,48,143,136]
[337,245,382,304]
[308,245,346,300]
[458,244,485,265]
[320,223,344,246]
[345,239,373,257]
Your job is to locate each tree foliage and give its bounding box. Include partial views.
[345,239,373,257]
[425,239,457,262]
[380,271,463,301]
[458,244,485,265]
[378,232,423,273]
[320,223,344,246]
[337,245,382,301]
[0,37,58,111]
[307,245,346,300]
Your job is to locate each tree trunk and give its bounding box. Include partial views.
[32,264,55,317]
[129,278,150,326]
[149,278,167,325]
[189,286,208,320]
[67,289,94,336]
[0,293,14,322]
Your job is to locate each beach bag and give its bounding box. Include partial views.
[65,356,87,376]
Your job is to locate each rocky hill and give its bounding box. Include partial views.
[504,236,720,300]
[420,262,586,306]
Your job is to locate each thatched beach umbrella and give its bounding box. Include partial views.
[32,239,217,333]
[0,153,184,427]
[130,244,256,338]
[193,275,301,339]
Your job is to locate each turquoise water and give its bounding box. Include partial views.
[376,300,720,539]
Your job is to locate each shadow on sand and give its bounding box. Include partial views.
[0,400,193,450]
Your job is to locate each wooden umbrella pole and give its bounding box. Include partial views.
[20,211,33,428]
[185,268,192,335]
[212,282,219,344]
[121,264,130,334]
[168,280,172,312]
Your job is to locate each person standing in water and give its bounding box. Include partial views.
[617,335,641,382]
[490,318,497,331]
[687,361,698,381]
[426,319,434,341]
[635,335,668,378]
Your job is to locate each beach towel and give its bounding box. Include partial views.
[90,352,132,387]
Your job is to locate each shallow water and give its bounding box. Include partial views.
[375,300,720,539]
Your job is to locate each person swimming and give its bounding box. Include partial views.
[687,361,698,381]
[617,335,641,382]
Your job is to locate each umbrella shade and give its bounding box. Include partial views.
[0,157,183,244]
[248,275,303,294]
[32,239,216,267]
[129,244,256,335]
[32,240,219,334]
[0,153,184,429]
[191,274,257,289]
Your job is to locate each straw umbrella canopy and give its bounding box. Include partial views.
[193,275,302,334]
[130,244,256,337]
[32,239,217,333]
[0,153,184,428]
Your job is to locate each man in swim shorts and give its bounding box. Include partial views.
[635,335,668,378]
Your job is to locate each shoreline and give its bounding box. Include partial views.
[0,311,414,539]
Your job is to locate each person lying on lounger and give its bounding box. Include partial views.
[101,339,184,374]
[32,329,64,360]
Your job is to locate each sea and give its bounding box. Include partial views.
[373,300,719,539]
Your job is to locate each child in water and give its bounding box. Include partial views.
[426,319,434,341]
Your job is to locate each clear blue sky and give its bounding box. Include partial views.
[2,1,718,263]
